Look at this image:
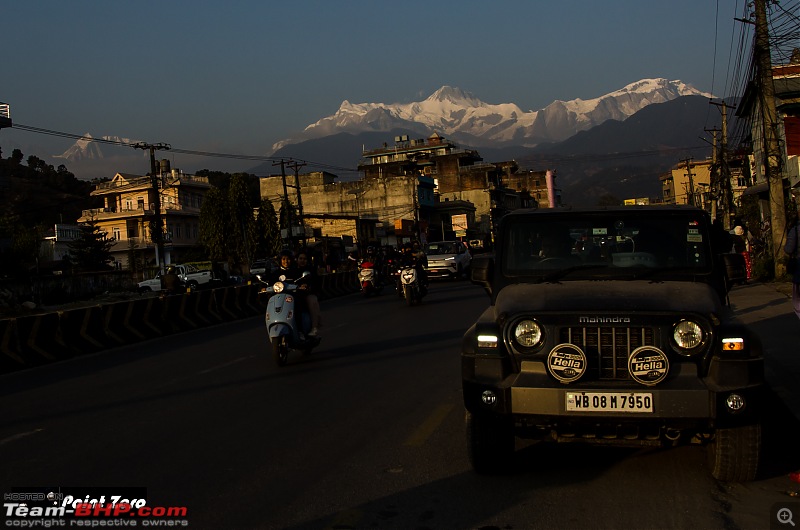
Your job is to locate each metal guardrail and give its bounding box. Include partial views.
[0,271,361,374]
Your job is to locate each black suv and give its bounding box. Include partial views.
[463,206,763,481]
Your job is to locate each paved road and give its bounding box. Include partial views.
[1,280,799,529]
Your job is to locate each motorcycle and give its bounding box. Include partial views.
[257,272,321,366]
[383,258,405,298]
[399,265,426,306]
[357,260,383,297]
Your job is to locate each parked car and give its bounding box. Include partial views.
[137,264,215,292]
[250,258,278,277]
[424,240,472,279]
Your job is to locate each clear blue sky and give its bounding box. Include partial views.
[2,0,752,174]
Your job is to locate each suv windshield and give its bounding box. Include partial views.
[502,210,714,279]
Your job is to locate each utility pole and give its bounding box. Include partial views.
[273,160,293,250]
[704,127,720,220]
[133,142,170,273]
[754,0,787,277]
[709,99,737,229]
[681,158,696,207]
[286,160,307,248]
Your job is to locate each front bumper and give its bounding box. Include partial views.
[463,359,762,431]
[425,263,458,278]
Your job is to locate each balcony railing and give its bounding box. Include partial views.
[81,204,200,218]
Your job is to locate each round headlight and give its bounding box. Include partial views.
[273,281,285,293]
[514,319,542,348]
[673,320,703,350]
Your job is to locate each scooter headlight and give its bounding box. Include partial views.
[273,281,285,293]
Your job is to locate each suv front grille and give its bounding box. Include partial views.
[560,326,656,380]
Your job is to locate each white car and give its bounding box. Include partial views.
[424,241,472,279]
[250,259,277,277]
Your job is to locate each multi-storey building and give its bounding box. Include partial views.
[358,133,545,244]
[260,133,551,250]
[736,53,800,203]
[78,169,211,269]
[660,159,713,206]
[260,170,435,249]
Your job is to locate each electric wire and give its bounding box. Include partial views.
[10,121,717,176]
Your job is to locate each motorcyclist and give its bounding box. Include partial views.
[411,241,429,289]
[362,245,384,285]
[400,241,428,291]
[267,249,315,340]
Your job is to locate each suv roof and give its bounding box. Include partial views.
[477,205,731,299]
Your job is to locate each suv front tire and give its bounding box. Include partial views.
[707,423,761,482]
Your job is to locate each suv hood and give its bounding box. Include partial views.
[494,281,722,315]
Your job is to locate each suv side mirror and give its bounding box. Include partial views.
[470,255,493,297]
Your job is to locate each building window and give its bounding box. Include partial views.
[112,227,121,241]
[175,224,181,239]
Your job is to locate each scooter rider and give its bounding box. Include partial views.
[401,241,428,290]
[268,249,314,339]
[364,245,384,285]
[269,249,299,284]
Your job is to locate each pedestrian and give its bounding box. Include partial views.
[732,225,752,280]
[785,207,800,321]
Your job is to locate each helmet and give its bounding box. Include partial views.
[278,249,294,259]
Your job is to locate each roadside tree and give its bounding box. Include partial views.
[67,221,114,271]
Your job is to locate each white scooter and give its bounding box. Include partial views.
[399,265,426,306]
[257,272,320,366]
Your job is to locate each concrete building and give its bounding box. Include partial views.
[40,224,82,262]
[736,52,800,201]
[660,159,713,206]
[77,169,211,268]
[260,133,552,250]
[358,133,546,245]
[259,170,434,249]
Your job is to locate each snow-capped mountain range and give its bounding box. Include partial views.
[55,134,141,161]
[272,78,713,153]
[56,78,712,163]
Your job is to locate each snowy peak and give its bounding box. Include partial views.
[427,86,481,106]
[272,79,713,153]
[55,133,140,161]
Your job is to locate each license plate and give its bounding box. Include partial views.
[566,392,653,413]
